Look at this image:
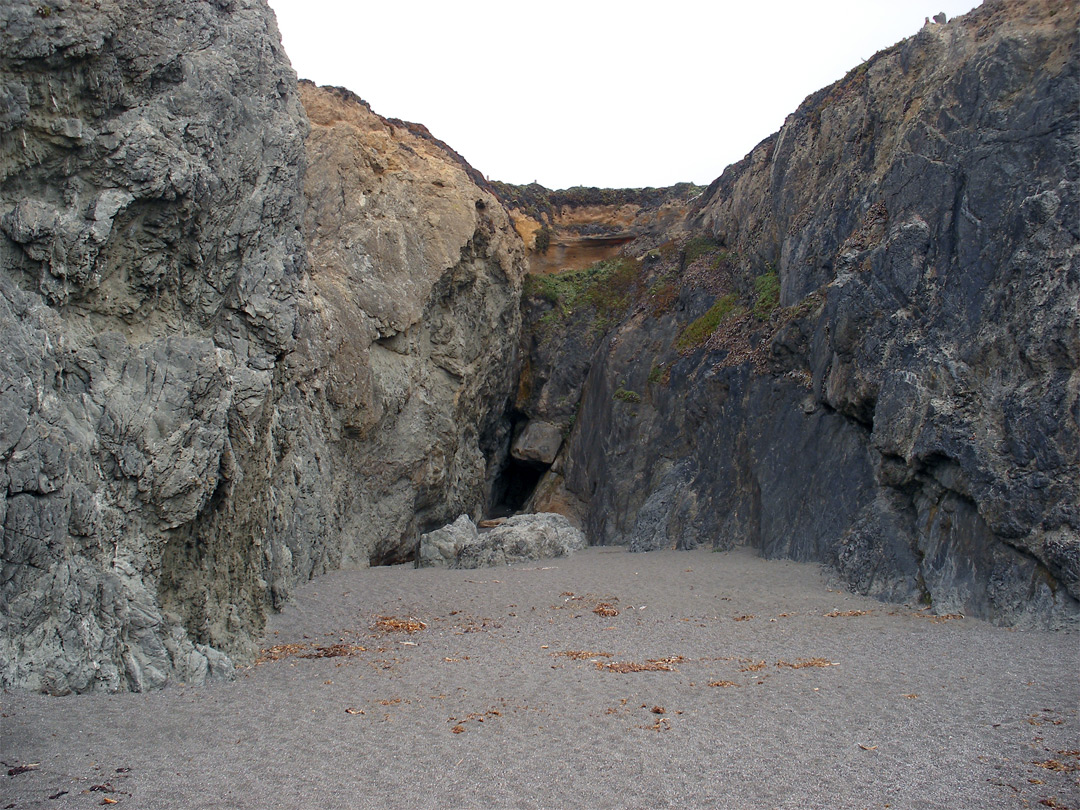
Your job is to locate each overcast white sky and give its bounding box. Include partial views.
[267,0,981,190]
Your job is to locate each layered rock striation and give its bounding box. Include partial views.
[519,0,1079,626]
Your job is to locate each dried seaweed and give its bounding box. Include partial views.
[555,650,613,660]
[598,659,678,673]
[776,658,837,669]
[256,642,366,664]
[738,660,768,673]
[373,616,428,633]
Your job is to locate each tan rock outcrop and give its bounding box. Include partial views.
[494,184,697,275]
[292,82,527,566]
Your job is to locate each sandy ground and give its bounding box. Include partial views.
[2,546,1078,810]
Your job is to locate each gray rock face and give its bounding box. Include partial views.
[1,2,525,693]
[1,0,308,694]
[521,0,1079,626]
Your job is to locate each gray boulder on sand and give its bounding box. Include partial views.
[415,514,479,568]
[417,513,586,569]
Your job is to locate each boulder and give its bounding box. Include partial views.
[511,420,564,466]
[454,513,586,569]
[416,514,478,568]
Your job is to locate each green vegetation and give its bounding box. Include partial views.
[525,257,641,333]
[533,225,552,254]
[681,236,739,272]
[646,278,679,316]
[683,236,722,265]
[709,249,738,271]
[648,362,670,387]
[675,293,742,353]
[613,387,642,404]
[753,270,780,320]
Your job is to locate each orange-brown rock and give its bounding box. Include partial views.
[492,183,698,275]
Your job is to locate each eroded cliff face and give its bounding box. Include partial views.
[1,0,309,694]
[493,183,698,275]
[519,0,1078,626]
[2,0,1074,696]
[289,82,525,569]
[0,1,524,693]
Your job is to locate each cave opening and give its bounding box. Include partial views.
[487,406,553,518]
[489,455,548,518]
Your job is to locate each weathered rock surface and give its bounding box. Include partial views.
[520,0,1079,626]
[493,183,699,275]
[418,513,586,569]
[1,1,525,693]
[456,513,586,569]
[416,514,478,568]
[3,0,1074,697]
[1,0,308,694]
[511,420,563,466]
[291,82,525,569]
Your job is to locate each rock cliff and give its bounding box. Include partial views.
[2,0,1075,696]
[519,0,1079,626]
[0,0,523,693]
[293,82,524,570]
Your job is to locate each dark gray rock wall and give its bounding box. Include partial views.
[524,0,1078,626]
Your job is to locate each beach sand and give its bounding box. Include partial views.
[2,547,1077,809]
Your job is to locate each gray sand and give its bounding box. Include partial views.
[3,547,1078,809]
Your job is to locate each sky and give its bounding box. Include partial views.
[267,0,982,190]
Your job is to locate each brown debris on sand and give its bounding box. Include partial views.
[738,660,768,672]
[373,616,428,633]
[598,656,681,673]
[776,658,837,669]
[554,650,613,660]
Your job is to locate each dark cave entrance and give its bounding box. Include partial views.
[486,409,552,518]
[489,456,548,518]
